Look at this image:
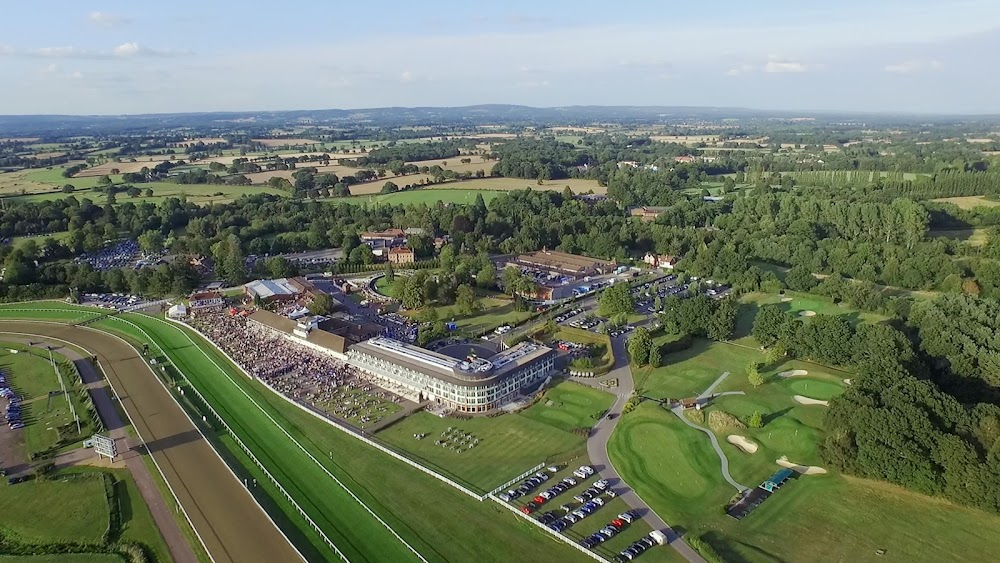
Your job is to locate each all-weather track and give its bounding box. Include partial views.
[0,321,303,563]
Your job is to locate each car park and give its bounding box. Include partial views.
[617,511,636,523]
[573,465,594,479]
[594,479,609,490]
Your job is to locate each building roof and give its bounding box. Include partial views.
[515,250,616,275]
[249,310,346,354]
[630,206,669,216]
[388,246,414,255]
[361,228,405,239]
[190,291,222,301]
[349,337,552,388]
[245,278,300,299]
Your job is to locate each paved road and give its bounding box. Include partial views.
[586,335,705,563]
[0,322,302,563]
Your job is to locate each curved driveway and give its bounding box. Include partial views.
[0,321,302,563]
[586,335,705,563]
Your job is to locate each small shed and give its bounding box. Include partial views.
[167,304,188,318]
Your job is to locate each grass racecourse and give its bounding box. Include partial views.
[0,302,581,563]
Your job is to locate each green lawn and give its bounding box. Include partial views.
[405,296,534,336]
[0,474,109,544]
[0,555,124,563]
[735,290,886,343]
[377,408,587,492]
[0,345,92,456]
[0,164,287,206]
[610,327,1000,561]
[634,338,765,399]
[343,188,502,207]
[520,381,615,433]
[929,227,989,246]
[110,469,171,563]
[0,303,585,563]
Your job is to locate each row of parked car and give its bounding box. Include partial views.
[519,476,579,514]
[616,533,665,561]
[497,471,551,502]
[553,308,584,323]
[580,510,638,549]
[1,371,23,430]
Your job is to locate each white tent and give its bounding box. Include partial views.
[167,303,188,318]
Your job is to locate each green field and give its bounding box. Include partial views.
[404,295,534,336]
[0,474,109,544]
[0,344,93,456]
[377,407,587,492]
[520,381,614,434]
[734,290,886,343]
[344,189,502,207]
[0,303,583,562]
[0,555,124,563]
[611,324,1000,561]
[929,227,989,246]
[0,165,287,205]
[610,401,1000,561]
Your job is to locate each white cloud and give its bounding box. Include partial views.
[69,71,83,80]
[88,12,128,27]
[35,46,80,58]
[884,59,944,74]
[763,56,810,73]
[113,42,141,56]
[726,64,755,76]
[42,63,58,74]
[400,70,414,82]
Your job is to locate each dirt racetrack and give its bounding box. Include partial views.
[0,321,301,563]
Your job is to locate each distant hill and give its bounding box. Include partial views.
[2,104,999,137]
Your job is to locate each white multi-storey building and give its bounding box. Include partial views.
[347,337,554,413]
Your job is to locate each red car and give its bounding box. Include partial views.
[521,503,537,515]
[533,495,546,504]
[611,519,625,528]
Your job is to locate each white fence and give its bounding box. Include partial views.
[111,316,345,563]
[488,463,546,497]
[488,493,611,563]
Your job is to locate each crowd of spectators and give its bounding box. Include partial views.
[188,311,403,427]
[377,312,417,343]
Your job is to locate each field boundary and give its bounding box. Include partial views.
[173,316,487,500]
[152,315,426,563]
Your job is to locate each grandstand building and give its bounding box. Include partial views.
[347,337,555,412]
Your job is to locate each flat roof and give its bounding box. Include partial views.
[245,278,300,299]
[515,250,616,273]
[349,337,552,387]
[249,310,346,354]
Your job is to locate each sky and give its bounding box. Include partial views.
[1,0,999,115]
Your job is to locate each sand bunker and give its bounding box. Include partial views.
[777,456,828,475]
[843,378,853,386]
[780,297,793,302]
[799,310,817,317]
[727,435,759,454]
[778,369,808,378]
[794,395,829,406]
